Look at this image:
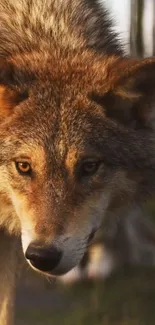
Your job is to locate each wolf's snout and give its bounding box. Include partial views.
[25,242,62,272]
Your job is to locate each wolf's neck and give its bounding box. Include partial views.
[0,231,22,325]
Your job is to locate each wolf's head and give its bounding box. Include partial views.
[0,53,155,276]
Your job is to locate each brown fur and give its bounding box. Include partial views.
[0,1,155,324]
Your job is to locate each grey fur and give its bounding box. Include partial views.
[0,0,122,57]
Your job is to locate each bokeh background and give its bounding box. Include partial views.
[15,1,155,324]
[106,0,154,57]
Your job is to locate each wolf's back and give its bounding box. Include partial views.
[0,0,122,57]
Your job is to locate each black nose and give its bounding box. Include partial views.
[25,242,62,272]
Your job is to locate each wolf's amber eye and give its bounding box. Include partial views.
[15,162,32,176]
[80,161,100,177]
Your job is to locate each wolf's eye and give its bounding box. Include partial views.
[80,161,100,177]
[15,162,32,176]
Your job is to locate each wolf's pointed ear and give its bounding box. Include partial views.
[0,58,28,118]
[0,86,28,118]
[92,58,155,128]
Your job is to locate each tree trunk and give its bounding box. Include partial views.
[130,0,144,57]
[153,0,155,55]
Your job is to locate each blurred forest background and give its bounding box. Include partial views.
[15,1,155,324]
[106,0,155,57]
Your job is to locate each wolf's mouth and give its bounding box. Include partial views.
[88,230,96,243]
[24,231,96,276]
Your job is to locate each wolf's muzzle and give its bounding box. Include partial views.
[25,242,62,272]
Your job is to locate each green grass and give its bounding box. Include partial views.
[16,266,155,325]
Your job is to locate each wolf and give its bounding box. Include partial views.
[1,0,155,324]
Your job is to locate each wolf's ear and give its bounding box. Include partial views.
[92,58,155,128]
[0,86,28,118]
[0,58,28,118]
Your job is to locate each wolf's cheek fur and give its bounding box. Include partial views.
[0,167,21,234]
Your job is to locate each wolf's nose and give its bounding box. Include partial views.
[25,242,62,272]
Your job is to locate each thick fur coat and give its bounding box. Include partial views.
[0,1,155,324]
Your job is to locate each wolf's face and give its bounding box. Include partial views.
[0,53,155,276]
[0,71,113,275]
